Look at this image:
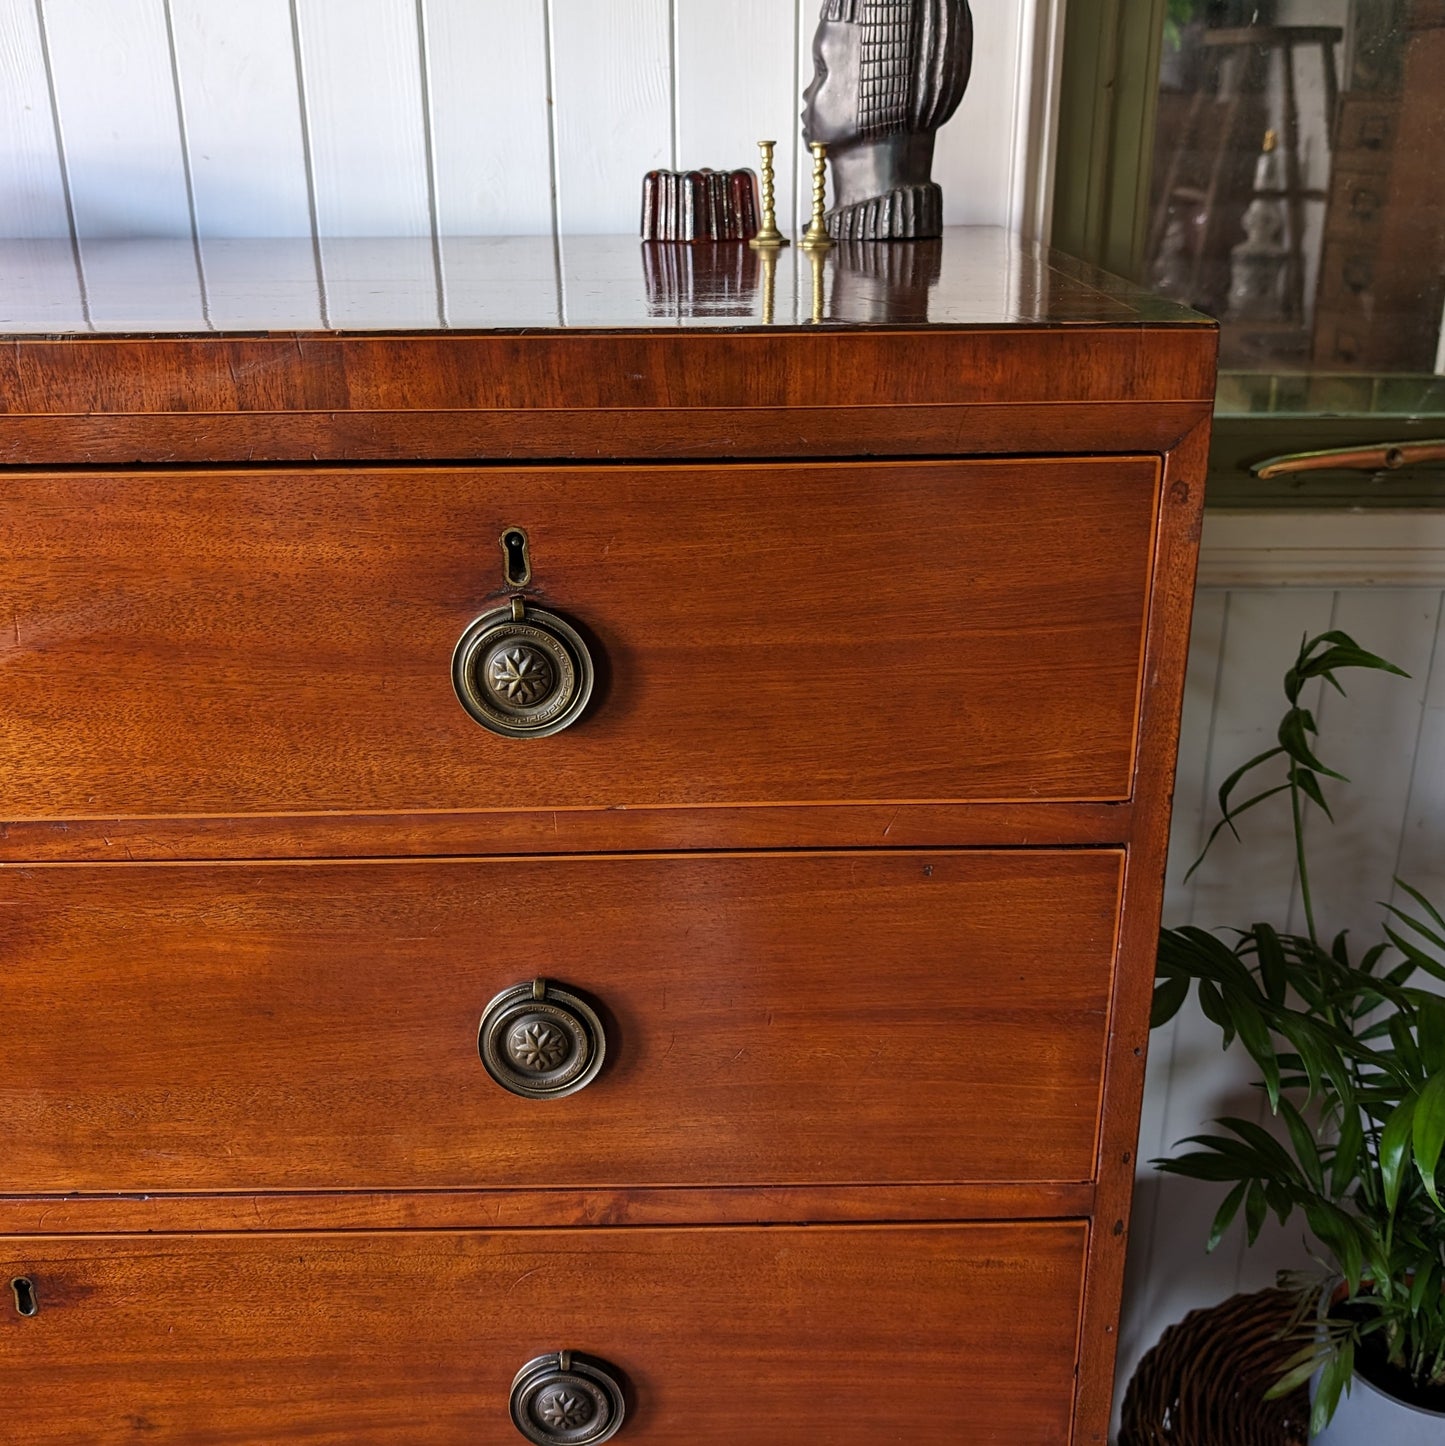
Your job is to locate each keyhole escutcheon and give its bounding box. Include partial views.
[11,1276,37,1317]
[501,528,532,588]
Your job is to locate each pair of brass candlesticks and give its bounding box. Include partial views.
[750,140,833,251]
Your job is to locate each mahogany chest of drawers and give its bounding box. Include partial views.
[0,231,1215,1444]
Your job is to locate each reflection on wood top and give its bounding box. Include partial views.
[0,228,1212,335]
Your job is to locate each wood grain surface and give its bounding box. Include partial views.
[0,798,1136,864]
[0,400,1208,467]
[0,850,1122,1194]
[1072,420,1209,1443]
[0,1223,1087,1444]
[0,245,1218,1441]
[0,1182,1097,1235]
[0,458,1157,820]
[0,327,1217,411]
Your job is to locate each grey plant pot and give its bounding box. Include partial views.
[1310,1366,1445,1443]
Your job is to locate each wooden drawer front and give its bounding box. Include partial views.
[0,1223,1086,1444]
[0,458,1158,818]
[2,851,1120,1193]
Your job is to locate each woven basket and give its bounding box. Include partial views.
[1118,1288,1314,1446]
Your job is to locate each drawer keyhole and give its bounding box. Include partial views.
[501,528,532,588]
[11,1277,37,1317]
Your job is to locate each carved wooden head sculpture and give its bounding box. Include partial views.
[801,0,973,240]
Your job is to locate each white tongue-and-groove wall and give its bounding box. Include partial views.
[1,0,1062,259]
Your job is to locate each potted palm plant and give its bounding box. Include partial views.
[1152,630,1445,1441]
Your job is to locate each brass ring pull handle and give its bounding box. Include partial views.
[452,598,595,739]
[479,979,607,1101]
[510,1351,627,1444]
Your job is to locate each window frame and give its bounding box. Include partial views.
[1049,0,1445,508]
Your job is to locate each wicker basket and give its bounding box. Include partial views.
[1118,1288,1314,1446]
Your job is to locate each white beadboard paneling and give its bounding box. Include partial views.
[293,0,432,237]
[1184,590,1337,1299]
[8,0,1042,245]
[550,0,672,235]
[41,0,194,238]
[1296,590,1442,944]
[42,0,205,322]
[793,0,810,236]
[1396,597,1445,904]
[168,0,313,238]
[675,0,800,237]
[935,0,1022,226]
[1161,593,1232,927]
[424,0,554,238]
[1183,592,1339,931]
[0,2,71,237]
[1200,510,1445,588]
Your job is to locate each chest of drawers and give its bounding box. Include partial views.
[0,231,1215,1444]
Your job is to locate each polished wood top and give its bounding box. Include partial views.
[0,228,1210,335]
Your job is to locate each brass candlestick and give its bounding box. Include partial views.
[749,140,789,249]
[798,142,834,251]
